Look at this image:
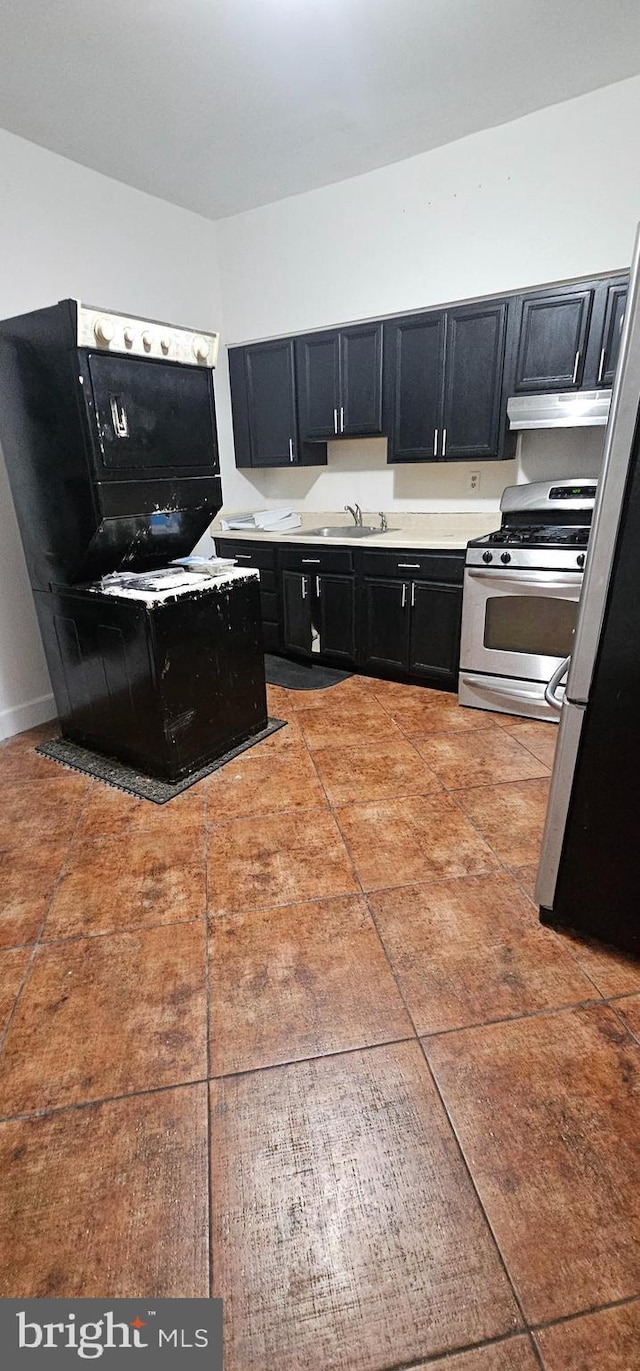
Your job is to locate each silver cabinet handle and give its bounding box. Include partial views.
[340,406,344,433]
[597,347,606,383]
[411,582,416,607]
[397,563,420,569]
[301,558,320,564]
[235,553,252,560]
[442,427,447,457]
[333,408,338,434]
[289,437,294,462]
[572,350,580,384]
[401,583,407,609]
[544,655,571,711]
[434,428,438,456]
[315,576,321,597]
[301,576,307,600]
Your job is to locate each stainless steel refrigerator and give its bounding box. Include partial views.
[536,226,640,953]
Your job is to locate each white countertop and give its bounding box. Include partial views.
[211,511,500,551]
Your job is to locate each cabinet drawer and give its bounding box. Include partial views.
[215,538,277,572]
[359,549,465,584]
[279,545,353,574]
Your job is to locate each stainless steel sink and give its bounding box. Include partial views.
[304,525,396,539]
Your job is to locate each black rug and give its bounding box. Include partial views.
[264,653,353,691]
[36,719,286,804]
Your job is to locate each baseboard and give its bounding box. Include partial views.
[0,692,57,741]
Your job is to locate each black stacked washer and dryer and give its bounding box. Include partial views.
[0,300,267,780]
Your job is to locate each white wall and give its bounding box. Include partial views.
[213,75,640,517]
[0,128,221,737]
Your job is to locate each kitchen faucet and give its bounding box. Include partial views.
[345,503,362,526]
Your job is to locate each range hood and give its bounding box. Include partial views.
[507,389,612,430]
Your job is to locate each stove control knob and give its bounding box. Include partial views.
[577,553,585,568]
[160,335,171,354]
[141,330,153,351]
[482,551,493,564]
[123,327,135,347]
[94,317,115,345]
[193,335,210,362]
[500,551,512,564]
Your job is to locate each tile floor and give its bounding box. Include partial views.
[0,678,639,1370]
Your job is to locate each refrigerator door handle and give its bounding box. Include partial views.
[544,655,571,711]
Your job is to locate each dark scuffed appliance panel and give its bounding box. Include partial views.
[84,353,219,475]
[151,575,268,778]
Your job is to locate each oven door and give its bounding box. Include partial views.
[460,566,583,682]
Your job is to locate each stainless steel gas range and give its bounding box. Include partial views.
[458,478,597,722]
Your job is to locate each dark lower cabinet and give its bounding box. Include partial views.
[362,578,408,670]
[317,574,356,660]
[282,568,356,662]
[362,572,462,684]
[215,538,281,651]
[282,570,312,654]
[409,582,462,680]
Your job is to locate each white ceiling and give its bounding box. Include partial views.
[1,0,640,220]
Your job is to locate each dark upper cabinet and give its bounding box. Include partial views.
[441,301,508,460]
[384,300,509,463]
[383,313,445,461]
[514,287,593,392]
[340,324,384,436]
[294,331,340,440]
[409,582,462,680]
[596,281,628,387]
[296,322,383,441]
[229,341,327,469]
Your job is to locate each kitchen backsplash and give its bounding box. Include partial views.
[218,425,605,517]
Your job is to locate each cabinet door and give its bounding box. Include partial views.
[514,289,593,391]
[245,340,298,466]
[384,313,445,462]
[597,283,628,387]
[409,582,462,681]
[339,323,384,436]
[441,301,507,459]
[282,571,312,655]
[317,574,356,662]
[295,332,340,440]
[361,579,409,670]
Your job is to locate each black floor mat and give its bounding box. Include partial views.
[264,653,353,691]
[36,719,286,803]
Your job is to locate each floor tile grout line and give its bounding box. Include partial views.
[444,788,612,1001]
[0,1073,211,1127]
[417,1035,532,1338]
[529,1289,640,1336]
[359,873,533,1338]
[352,1326,541,1371]
[207,1034,418,1084]
[0,782,94,1064]
[602,997,640,1050]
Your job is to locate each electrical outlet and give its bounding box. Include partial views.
[468,470,481,493]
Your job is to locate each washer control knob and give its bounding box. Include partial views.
[123,327,135,347]
[482,550,493,564]
[577,552,585,568]
[193,335,209,362]
[500,551,512,564]
[160,335,171,354]
[141,330,153,351]
[94,317,115,345]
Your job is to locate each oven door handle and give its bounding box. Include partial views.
[544,655,571,711]
[466,568,583,592]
